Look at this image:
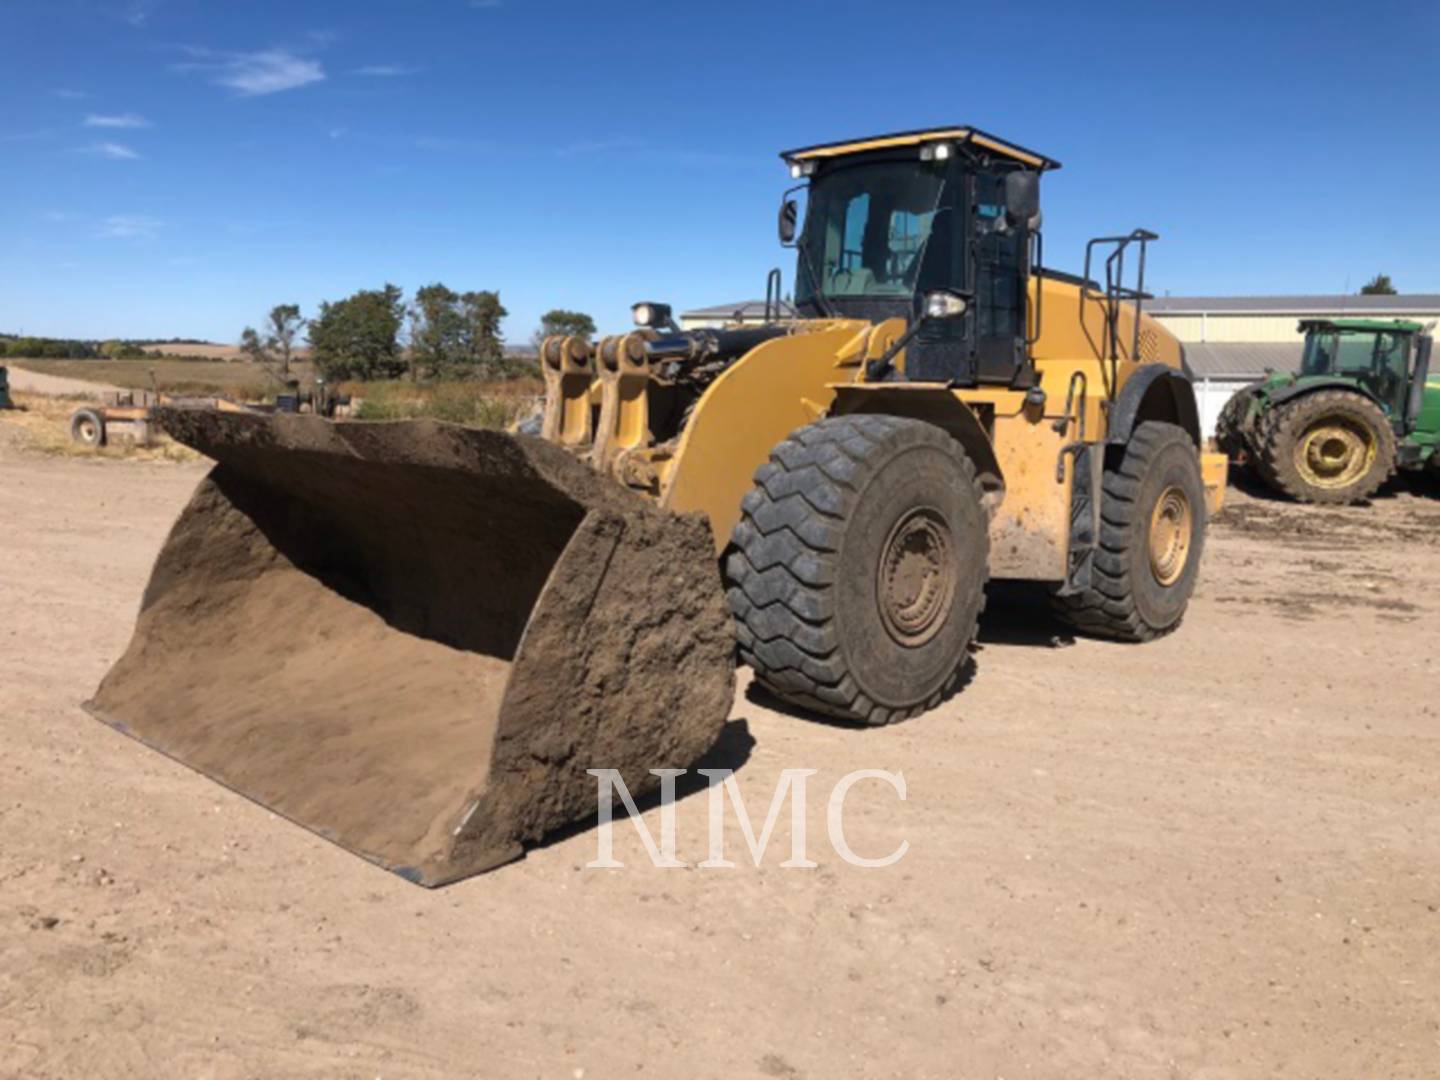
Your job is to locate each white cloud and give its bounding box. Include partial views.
[83,142,142,160]
[177,48,325,97]
[123,2,158,27]
[354,64,420,77]
[84,113,153,129]
[99,215,163,239]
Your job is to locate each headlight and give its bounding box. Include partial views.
[631,301,672,328]
[919,142,954,162]
[923,290,970,320]
[786,159,817,179]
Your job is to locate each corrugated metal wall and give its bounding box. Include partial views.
[1157,311,1438,343]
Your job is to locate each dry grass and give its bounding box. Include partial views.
[0,392,201,463]
[10,358,313,397]
[347,377,543,428]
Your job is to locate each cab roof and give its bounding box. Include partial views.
[781,126,1060,171]
[1300,317,1426,334]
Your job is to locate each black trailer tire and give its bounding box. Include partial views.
[70,408,107,447]
[1053,421,1205,642]
[1255,390,1396,504]
[726,415,988,726]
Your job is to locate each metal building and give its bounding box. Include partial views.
[1150,295,1440,438]
[1149,293,1440,344]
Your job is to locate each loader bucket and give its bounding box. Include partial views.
[86,409,735,886]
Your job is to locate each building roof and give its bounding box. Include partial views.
[1298,317,1426,334]
[680,299,797,322]
[1184,342,1302,379]
[1149,293,1440,315]
[781,127,1060,171]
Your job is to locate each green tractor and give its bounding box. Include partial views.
[1216,318,1438,503]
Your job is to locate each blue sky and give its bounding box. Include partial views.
[2,0,1437,343]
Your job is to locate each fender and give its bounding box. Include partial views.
[1264,376,1386,412]
[1107,363,1201,447]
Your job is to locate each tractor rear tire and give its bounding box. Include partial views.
[70,408,107,448]
[1053,421,1205,642]
[1255,390,1395,504]
[1213,388,1254,459]
[726,415,988,726]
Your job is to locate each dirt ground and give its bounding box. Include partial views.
[2,439,1438,1079]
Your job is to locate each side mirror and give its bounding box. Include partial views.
[1004,171,1041,229]
[778,198,798,245]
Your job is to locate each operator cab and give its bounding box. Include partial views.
[1298,318,1424,423]
[779,126,1060,388]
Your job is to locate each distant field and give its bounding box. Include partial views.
[10,358,314,396]
[138,342,316,362]
[141,342,247,361]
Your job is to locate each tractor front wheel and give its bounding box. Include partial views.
[726,415,989,726]
[1256,390,1395,504]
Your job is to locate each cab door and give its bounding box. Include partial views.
[970,171,1027,384]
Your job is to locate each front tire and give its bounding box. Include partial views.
[1054,421,1206,642]
[1256,390,1395,504]
[726,415,989,726]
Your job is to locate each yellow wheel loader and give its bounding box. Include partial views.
[89,126,1226,885]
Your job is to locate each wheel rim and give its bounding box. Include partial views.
[1294,417,1375,489]
[1148,485,1193,587]
[78,420,97,444]
[876,507,955,647]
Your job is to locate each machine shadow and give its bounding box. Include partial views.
[1223,461,1412,506]
[976,580,1077,647]
[741,579,1076,727]
[742,654,980,728]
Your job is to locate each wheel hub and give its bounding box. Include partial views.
[1295,418,1374,489]
[877,508,955,647]
[1147,485,1192,587]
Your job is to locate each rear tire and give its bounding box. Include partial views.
[70,408,107,447]
[1255,390,1395,504]
[1053,421,1205,642]
[1213,388,1254,459]
[726,415,988,726]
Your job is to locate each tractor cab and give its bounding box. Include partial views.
[1297,318,1429,425]
[779,127,1060,388]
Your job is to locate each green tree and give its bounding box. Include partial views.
[309,285,407,381]
[240,303,306,380]
[460,290,509,376]
[1360,274,1397,296]
[408,284,466,380]
[534,308,595,348]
